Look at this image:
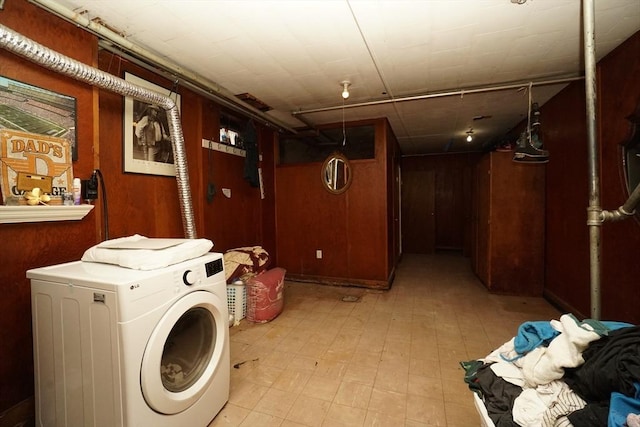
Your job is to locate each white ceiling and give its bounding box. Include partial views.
[35,0,640,155]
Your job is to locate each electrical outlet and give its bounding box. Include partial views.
[316,250,322,259]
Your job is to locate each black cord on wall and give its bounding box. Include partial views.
[92,169,109,240]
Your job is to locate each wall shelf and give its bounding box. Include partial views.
[0,204,94,224]
[201,139,262,160]
[202,139,247,157]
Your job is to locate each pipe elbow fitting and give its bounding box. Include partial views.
[601,206,635,222]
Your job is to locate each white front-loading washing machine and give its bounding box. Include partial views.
[27,252,229,427]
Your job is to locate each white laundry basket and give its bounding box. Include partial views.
[227,282,247,325]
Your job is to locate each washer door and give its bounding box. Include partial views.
[141,290,226,414]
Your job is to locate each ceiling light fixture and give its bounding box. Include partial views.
[341,81,351,99]
[466,130,474,143]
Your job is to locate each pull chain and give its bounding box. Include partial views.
[342,97,346,147]
[527,82,533,144]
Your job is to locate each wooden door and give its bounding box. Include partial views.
[434,168,465,251]
[401,169,435,253]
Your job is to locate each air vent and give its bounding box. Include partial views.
[235,93,272,112]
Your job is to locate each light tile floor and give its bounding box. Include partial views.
[210,253,561,427]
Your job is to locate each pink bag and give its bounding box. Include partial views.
[246,268,286,323]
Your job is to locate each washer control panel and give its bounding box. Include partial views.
[180,257,224,286]
[205,258,224,277]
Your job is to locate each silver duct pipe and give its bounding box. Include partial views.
[583,0,601,320]
[0,23,197,239]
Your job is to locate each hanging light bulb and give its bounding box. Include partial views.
[466,130,473,143]
[341,81,351,99]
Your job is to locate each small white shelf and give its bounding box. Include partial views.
[0,204,94,224]
[201,139,262,160]
[202,139,247,157]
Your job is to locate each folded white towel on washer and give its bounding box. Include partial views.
[81,234,213,270]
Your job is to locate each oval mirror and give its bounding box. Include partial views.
[321,152,352,194]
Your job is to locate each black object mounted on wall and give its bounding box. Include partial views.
[243,119,259,188]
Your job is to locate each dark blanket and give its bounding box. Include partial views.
[566,402,609,426]
[564,326,640,402]
[464,362,522,427]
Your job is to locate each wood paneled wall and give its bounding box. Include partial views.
[543,30,640,324]
[274,119,396,288]
[472,151,546,296]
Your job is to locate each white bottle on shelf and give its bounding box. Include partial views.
[73,178,81,205]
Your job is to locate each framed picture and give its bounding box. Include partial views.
[0,75,78,160]
[0,129,73,205]
[123,72,180,176]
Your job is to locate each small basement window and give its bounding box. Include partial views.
[279,124,375,164]
[219,112,246,149]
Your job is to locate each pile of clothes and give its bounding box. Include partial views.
[223,246,270,284]
[462,314,640,426]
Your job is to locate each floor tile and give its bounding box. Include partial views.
[271,368,312,394]
[362,409,403,427]
[208,403,249,426]
[301,374,342,401]
[228,379,269,410]
[334,381,373,409]
[445,400,481,426]
[405,393,447,425]
[253,388,298,418]
[367,388,406,418]
[323,403,367,426]
[238,411,284,427]
[285,395,331,427]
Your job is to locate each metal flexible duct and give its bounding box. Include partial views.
[0,23,197,238]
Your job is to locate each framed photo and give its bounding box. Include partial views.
[0,75,78,160]
[123,72,181,176]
